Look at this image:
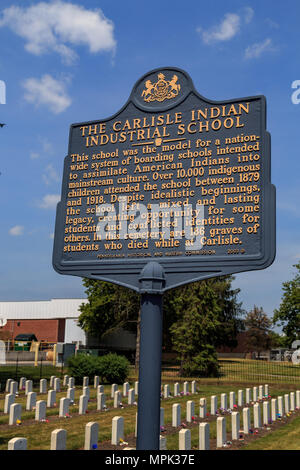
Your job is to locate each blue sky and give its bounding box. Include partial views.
[0,0,299,325]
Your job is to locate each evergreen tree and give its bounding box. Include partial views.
[244,306,272,357]
[273,262,300,345]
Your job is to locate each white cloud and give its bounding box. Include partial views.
[197,7,254,44]
[30,151,40,160]
[42,164,60,186]
[197,13,241,44]
[38,194,60,209]
[9,225,24,236]
[245,38,275,59]
[244,7,254,24]
[23,74,71,114]
[0,1,116,64]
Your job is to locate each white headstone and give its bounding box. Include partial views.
[114,391,121,408]
[47,390,56,408]
[159,435,167,450]
[296,390,300,409]
[83,377,89,387]
[123,382,129,397]
[97,393,106,411]
[8,437,27,450]
[216,417,226,448]
[19,377,26,391]
[179,429,191,450]
[9,403,22,425]
[160,407,164,426]
[164,384,170,399]
[210,395,217,415]
[26,392,36,411]
[25,380,33,395]
[263,401,270,425]
[4,394,15,414]
[278,396,284,417]
[128,388,135,405]
[111,384,118,398]
[84,422,99,450]
[199,422,210,450]
[83,386,90,401]
[51,429,67,450]
[232,411,240,440]
[59,397,70,417]
[79,395,88,415]
[199,398,207,418]
[39,379,47,394]
[221,393,227,410]
[229,391,236,409]
[174,383,180,397]
[111,416,124,445]
[9,381,18,396]
[0,340,6,364]
[271,398,277,422]
[238,390,244,407]
[172,403,181,427]
[290,392,295,411]
[284,394,290,413]
[35,400,46,421]
[186,400,195,422]
[54,378,60,392]
[253,403,261,428]
[67,387,75,403]
[243,407,250,434]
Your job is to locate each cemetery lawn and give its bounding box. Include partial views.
[242,414,300,450]
[1,379,300,450]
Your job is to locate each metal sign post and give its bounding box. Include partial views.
[136,262,165,450]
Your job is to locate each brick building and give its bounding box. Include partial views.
[0,298,88,345]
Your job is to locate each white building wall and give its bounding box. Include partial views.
[64,318,87,346]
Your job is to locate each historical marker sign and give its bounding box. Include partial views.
[53,67,276,291]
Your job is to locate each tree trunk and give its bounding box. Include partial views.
[135,308,141,371]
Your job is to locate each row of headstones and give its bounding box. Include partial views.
[7,416,135,450]
[4,376,139,396]
[164,390,300,428]
[8,421,102,450]
[172,390,300,450]
[7,390,299,450]
[161,384,272,421]
[4,384,138,425]
[3,380,270,426]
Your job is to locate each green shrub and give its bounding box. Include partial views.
[67,354,100,384]
[67,352,130,384]
[97,353,130,384]
[181,346,220,378]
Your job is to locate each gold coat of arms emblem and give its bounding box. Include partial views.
[141,73,181,103]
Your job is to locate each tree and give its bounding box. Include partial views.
[78,278,140,346]
[165,275,244,375]
[273,262,300,345]
[78,274,244,377]
[244,306,272,356]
